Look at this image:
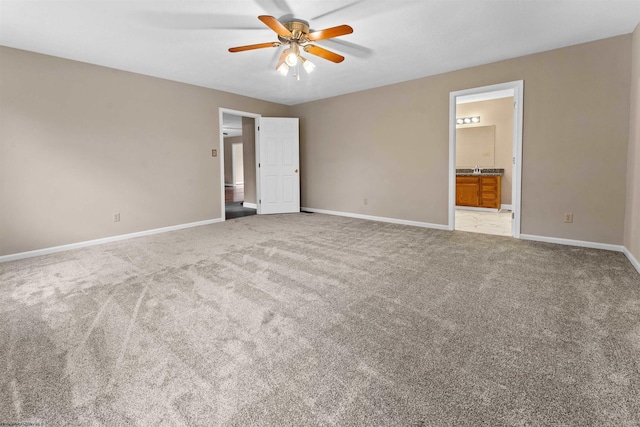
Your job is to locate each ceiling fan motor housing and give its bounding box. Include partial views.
[278,20,310,43]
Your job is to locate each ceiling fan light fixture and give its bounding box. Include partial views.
[285,53,298,66]
[285,43,300,66]
[301,57,315,74]
[228,16,353,78]
[277,62,290,76]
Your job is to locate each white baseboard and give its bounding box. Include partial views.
[455,206,499,213]
[520,234,624,252]
[623,247,640,275]
[301,207,449,231]
[242,202,258,209]
[0,218,224,263]
[501,204,513,211]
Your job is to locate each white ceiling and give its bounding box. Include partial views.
[1,1,639,106]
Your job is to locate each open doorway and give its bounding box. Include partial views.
[219,109,301,220]
[221,111,258,220]
[449,81,524,237]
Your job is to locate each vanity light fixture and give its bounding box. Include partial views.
[456,116,481,125]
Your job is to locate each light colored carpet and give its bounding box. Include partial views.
[1,213,639,426]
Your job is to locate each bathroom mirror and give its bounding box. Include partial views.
[456,125,495,167]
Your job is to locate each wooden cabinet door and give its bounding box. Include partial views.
[479,176,501,209]
[456,177,479,206]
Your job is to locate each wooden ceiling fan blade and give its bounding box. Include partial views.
[258,15,292,37]
[304,45,344,63]
[229,42,280,52]
[307,24,353,41]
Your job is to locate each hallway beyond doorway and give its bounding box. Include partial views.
[225,184,256,219]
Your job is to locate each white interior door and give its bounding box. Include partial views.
[258,117,300,214]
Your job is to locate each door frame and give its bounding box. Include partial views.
[219,108,262,220]
[448,80,524,237]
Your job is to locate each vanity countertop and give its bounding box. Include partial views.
[456,168,504,176]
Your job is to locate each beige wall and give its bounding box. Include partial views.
[1,33,636,257]
[0,46,288,256]
[457,97,514,205]
[242,117,257,205]
[296,35,631,245]
[625,24,640,262]
[224,136,242,185]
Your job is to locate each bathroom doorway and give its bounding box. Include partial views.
[448,81,523,237]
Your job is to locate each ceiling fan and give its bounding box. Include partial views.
[228,15,353,77]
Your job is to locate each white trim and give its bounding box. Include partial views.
[512,82,524,238]
[623,247,640,275]
[449,80,524,238]
[500,204,513,211]
[243,202,258,209]
[301,207,449,230]
[448,96,456,231]
[219,108,262,221]
[455,206,499,213]
[0,219,223,263]
[457,89,515,104]
[520,234,623,252]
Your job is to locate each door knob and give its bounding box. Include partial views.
[294,169,298,173]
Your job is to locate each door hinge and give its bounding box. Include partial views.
[259,163,261,168]
[512,212,515,219]
[258,126,260,131]
[513,157,516,165]
[259,199,261,204]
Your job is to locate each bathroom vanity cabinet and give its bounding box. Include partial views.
[455,175,502,209]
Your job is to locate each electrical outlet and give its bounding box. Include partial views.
[564,213,573,223]
[364,198,368,205]
[212,149,218,157]
[114,213,120,222]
